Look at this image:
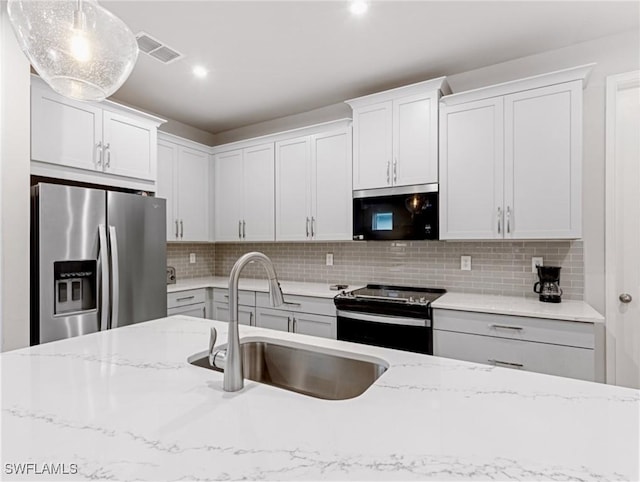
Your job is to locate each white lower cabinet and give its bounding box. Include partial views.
[212,288,256,326]
[433,309,599,381]
[255,307,336,339]
[167,289,209,319]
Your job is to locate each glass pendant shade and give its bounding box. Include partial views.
[7,0,138,101]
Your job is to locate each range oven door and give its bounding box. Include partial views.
[337,310,432,355]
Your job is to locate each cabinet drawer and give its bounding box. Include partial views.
[433,330,595,381]
[213,288,255,306]
[168,289,206,309]
[256,292,335,316]
[433,309,594,348]
[168,302,207,318]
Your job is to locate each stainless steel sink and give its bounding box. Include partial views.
[189,337,388,400]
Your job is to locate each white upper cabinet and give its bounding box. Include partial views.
[275,122,352,241]
[157,133,211,242]
[346,78,449,190]
[31,76,164,191]
[214,143,275,242]
[439,64,593,240]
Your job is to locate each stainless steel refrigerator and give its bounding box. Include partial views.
[31,183,167,345]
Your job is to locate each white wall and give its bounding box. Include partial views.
[0,3,31,351]
[210,29,640,314]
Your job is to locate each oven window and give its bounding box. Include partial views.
[372,212,393,231]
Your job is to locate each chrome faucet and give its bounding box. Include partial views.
[209,252,284,392]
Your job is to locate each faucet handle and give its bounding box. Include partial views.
[208,327,217,366]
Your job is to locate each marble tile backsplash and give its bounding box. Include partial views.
[214,241,584,300]
[167,240,583,299]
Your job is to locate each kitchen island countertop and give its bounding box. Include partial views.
[1,316,637,481]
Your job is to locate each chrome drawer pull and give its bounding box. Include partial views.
[284,301,301,307]
[489,324,523,331]
[176,295,195,302]
[489,359,524,369]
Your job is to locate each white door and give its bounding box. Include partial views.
[275,137,311,241]
[31,83,103,171]
[352,101,393,190]
[439,97,504,239]
[504,81,582,239]
[103,111,155,181]
[177,146,209,241]
[243,143,275,241]
[255,307,291,332]
[393,93,438,186]
[605,71,640,389]
[311,129,352,241]
[156,141,177,240]
[215,149,244,242]
[293,313,336,339]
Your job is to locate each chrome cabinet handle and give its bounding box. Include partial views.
[284,301,301,307]
[386,161,391,185]
[489,324,523,331]
[180,220,184,238]
[306,217,310,238]
[249,312,254,326]
[175,220,179,239]
[104,143,111,168]
[242,220,246,239]
[287,316,292,332]
[311,217,315,238]
[177,295,195,302]
[202,306,206,318]
[497,207,502,234]
[620,293,633,303]
[292,317,297,333]
[489,359,524,369]
[238,220,242,239]
[393,158,397,183]
[95,141,103,168]
[506,206,511,234]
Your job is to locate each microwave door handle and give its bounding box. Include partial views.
[108,226,120,329]
[98,224,110,331]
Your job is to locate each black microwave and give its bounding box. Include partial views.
[353,185,438,241]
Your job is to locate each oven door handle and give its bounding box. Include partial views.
[337,310,431,328]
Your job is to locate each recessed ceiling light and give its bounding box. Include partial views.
[350,0,369,16]
[193,65,208,78]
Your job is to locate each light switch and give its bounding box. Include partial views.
[189,253,196,264]
[532,257,543,273]
[326,253,334,266]
[461,255,471,271]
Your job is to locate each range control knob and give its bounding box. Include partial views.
[419,297,427,304]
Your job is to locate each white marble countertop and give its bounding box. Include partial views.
[167,276,362,299]
[1,316,637,481]
[432,292,604,323]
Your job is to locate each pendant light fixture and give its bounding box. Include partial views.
[7,0,138,101]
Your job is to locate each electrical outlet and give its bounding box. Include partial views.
[532,257,543,273]
[189,253,196,264]
[326,253,334,266]
[460,255,471,271]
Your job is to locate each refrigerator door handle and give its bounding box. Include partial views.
[98,224,110,331]
[109,225,120,329]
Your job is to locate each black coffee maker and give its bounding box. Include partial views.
[534,266,563,303]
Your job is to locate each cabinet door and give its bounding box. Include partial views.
[157,141,178,241]
[255,307,291,332]
[311,129,352,241]
[243,144,275,241]
[213,302,255,326]
[433,330,594,381]
[293,313,336,339]
[31,82,103,171]
[103,111,155,181]
[215,149,244,241]
[177,146,209,241]
[275,137,311,241]
[439,97,504,239]
[168,303,207,318]
[352,101,393,190]
[504,81,582,239]
[393,93,438,186]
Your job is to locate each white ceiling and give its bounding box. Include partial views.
[104,1,639,134]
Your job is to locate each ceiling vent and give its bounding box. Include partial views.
[135,32,184,64]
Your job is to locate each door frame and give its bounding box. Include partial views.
[604,70,640,384]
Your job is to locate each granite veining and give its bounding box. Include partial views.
[1,317,637,481]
